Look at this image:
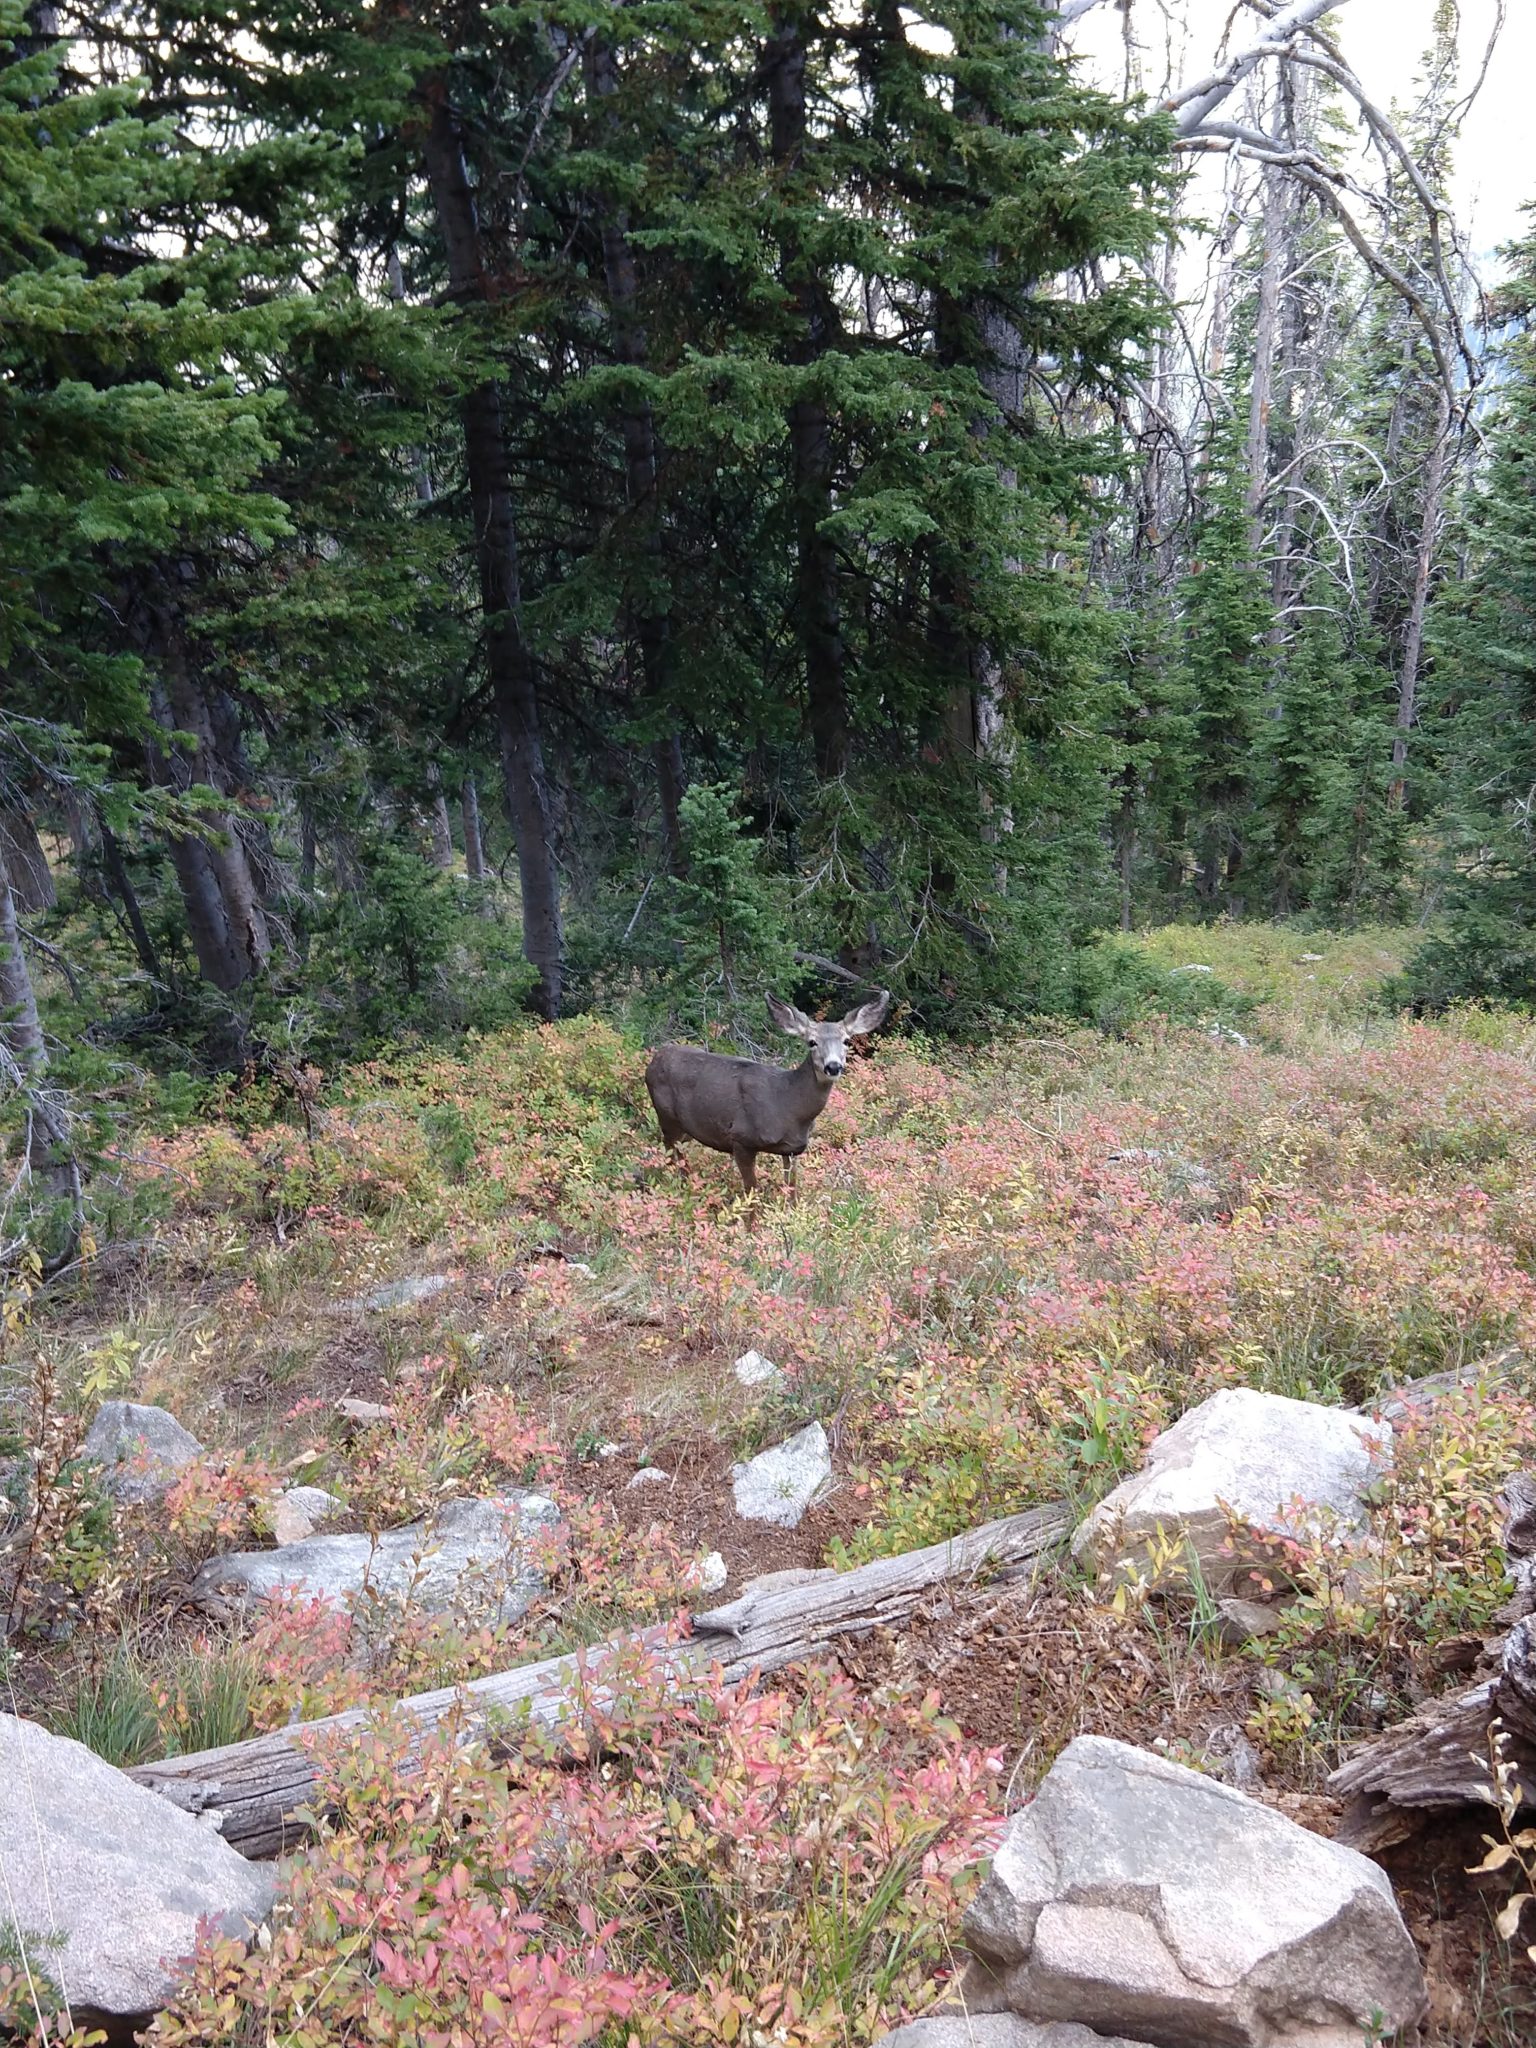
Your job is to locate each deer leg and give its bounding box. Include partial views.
[732,1145,758,1198]
[782,1153,798,1204]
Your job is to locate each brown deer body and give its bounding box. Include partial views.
[645,991,889,1195]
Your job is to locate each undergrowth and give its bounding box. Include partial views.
[6,925,1536,2042]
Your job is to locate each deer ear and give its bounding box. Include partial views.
[842,989,891,1036]
[767,992,815,1039]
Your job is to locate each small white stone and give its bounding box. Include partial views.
[627,1466,670,1489]
[335,1397,393,1425]
[687,1551,728,1595]
[733,1348,781,1387]
[268,1485,344,1546]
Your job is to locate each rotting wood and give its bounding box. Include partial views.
[126,1501,1068,1859]
[1328,1471,1536,1851]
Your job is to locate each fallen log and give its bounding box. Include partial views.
[127,1500,1068,1858]
[1363,1345,1525,1427]
[1328,1471,1536,1851]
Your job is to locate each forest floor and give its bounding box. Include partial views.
[8,922,1536,2044]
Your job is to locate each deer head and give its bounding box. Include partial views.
[765,989,891,1082]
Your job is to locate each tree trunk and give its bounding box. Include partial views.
[147,629,271,993]
[0,809,55,914]
[418,74,563,1018]
[766,8,850,780]
[99,816,166,985]
[1388,385,1452,810]
[1114,776,1137,931]
[425,764,455,872]
[586,37,689,869]
[461,776,487,882]
[1244,166,1285,553]
[0,844,81,1268]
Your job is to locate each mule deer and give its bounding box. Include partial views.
[645,990,891,1196]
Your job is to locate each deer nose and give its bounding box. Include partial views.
[823,1059,843,1077]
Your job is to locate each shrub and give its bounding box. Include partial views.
[153,1657,1000,2048]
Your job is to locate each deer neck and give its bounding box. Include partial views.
[790,1051,835,1114]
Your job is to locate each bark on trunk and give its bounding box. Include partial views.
[419,76,563,1018]
[586,37,689,868]
[1388,386,1452,810]
[766,9,849,780]
[0,810,55,913]
[1115,777,1137,931]
[461,776,487,882]
[0,845,81,1267]
[147,633,271,994]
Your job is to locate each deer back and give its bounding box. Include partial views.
[645,1044,828,1156]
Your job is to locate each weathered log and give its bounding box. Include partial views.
[1364,1346,1525,1427]
[127,1501,1067,1858]
[1328,1471,1536,1850]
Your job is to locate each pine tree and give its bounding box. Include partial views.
[1408,216,1536,1005]
[1172,421,1273,914]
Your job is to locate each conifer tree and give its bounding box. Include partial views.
[1408,216,1536,1005]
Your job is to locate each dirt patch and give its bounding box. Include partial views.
[1376,1813,1536,2047]
[851,1578,1258,1770]
[578,1429,872,1593]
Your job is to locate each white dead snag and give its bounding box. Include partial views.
[1388,384,1454,808]
[1165,0,1359,137]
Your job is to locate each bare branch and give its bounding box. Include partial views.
[1165,0,1358,137]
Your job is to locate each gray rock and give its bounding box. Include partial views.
[627,1466,671,1490]
[268,1485,345,1545]
[731,1422,833,1528]
[876,2023,1153,2048]
[734,1348,781,1387]
[877,2023,1153,2048]
[0,1712,275,2026]
[339,1274,451,1313]
[1216,1595,1286,1646]
[192,1492,560,1623]
[81,1401,202,1504]
[1074,1387,1390,1598]
[961,1736,1425,2048]
[1197,1721,1264,1791]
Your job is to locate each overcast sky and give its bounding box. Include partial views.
[1068,0,1535,271]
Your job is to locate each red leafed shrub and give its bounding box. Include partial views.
[148,1651,1001,2048]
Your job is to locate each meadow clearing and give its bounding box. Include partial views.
[6,925,1536,2045]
